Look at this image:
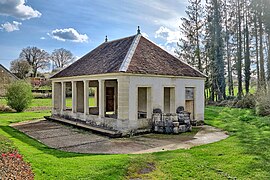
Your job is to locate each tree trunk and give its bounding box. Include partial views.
[254,15,260,89]
[237,0,243,98]
[244,11,251,95]
[259,8,266,91]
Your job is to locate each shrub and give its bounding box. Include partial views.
[255,91,270,116]
[5,81,33,112]
[235,94,256,109]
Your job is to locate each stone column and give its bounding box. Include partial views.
[98,79,105,118]
[52,82,55,111]
[61,82,66,112]
[146,87,152,119]
[52,82,62,111]
[84,80,89,115]
[76,81,84,113]
[72,81,77,113]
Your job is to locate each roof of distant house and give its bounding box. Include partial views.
[51,34,206,79]
[0,64,19,80]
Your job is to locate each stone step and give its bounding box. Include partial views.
[44,116,122,138]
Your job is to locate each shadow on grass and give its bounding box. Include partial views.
[0,125,104,158]
[206,106,270,177]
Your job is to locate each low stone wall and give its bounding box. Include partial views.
[152,111,192,134]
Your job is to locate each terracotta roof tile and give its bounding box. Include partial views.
[51,35,205,79]
[127,36,205,77]
[51,35,135,78]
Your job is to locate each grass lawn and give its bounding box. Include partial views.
[0,97,96,109]
[0,98,270,179]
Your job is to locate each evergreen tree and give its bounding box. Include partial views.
[177,0,204,72]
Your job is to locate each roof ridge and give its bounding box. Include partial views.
[139,36,207,78]
[104,34,136,44]
[119,34,141,72]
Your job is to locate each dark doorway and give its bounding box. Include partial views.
[106,87,115,112]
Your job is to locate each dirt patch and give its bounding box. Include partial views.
[139,162,156,174]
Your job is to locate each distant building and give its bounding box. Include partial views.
[0,64,19,96]
[49,31,206,136]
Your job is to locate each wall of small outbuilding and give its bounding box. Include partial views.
[51,74,205,134]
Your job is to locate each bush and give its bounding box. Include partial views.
[255,91,270,116]
[235,94,256,109]
[5,81,33,112]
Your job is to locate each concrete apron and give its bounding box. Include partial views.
[11,120,229,154]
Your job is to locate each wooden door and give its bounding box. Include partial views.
[185,100,194,120]
[185,88,194,120]
[106,87,115,112]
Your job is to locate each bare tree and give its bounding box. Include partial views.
[10,59,31,79]
[50,48,75,69]
[19,47,50,77]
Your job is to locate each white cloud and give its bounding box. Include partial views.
[0,0,41,20]
[48,28,89,43]
[0,21,22,32]
[155,26,180,44]
[40,37,46,40]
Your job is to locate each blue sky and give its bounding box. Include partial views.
[0,0,188,70]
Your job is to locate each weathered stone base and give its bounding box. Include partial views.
[152,112,192,134]
[52,109,152,136]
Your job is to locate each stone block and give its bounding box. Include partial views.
[173,126,179,134]
[179,125,186,133]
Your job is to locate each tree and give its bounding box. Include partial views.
[50,48,75,69]
[207,0,226,101]
[236,0,243,98]
[5,80,33,112]
[223,0,235,97]
[19,47,50,77]
[244,0,251,94]
[262,0,270,90]
[177,0,204,72]
[10,59,31,79]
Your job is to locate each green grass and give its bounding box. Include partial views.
[225,85,256,96]
[0,98,52,108]
[65,97,96,108]
[0,99,270,179]
[0,97,96,108]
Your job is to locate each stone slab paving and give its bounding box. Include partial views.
[11,120,229,154]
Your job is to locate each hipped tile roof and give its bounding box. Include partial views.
[51,34,205,79]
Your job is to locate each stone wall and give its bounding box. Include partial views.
[152,111,192,134]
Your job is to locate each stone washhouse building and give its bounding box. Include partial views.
[49,30,206,136]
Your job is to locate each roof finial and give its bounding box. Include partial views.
[105,35,108,42]
[137,26,141,35]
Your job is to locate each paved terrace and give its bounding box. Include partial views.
[11,120,228,154]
